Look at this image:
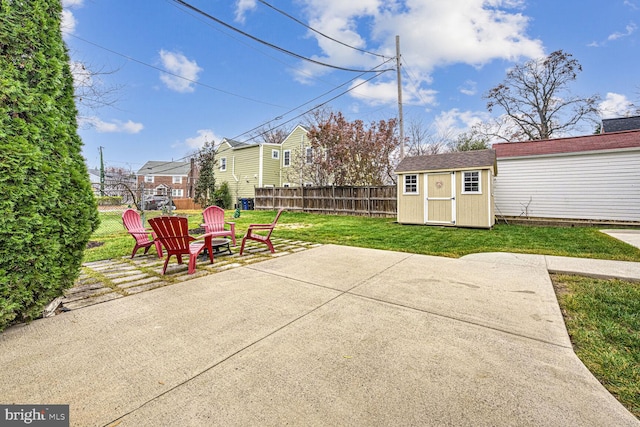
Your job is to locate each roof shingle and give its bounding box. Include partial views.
[395,149,497,173]
[493,130,640,158]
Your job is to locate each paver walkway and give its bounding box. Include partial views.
[65,238,322,311]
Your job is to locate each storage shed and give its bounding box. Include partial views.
[395,150,497,228]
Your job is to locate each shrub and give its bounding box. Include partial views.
[96,196,123,206]
[0,1,99,330]
[214,181,232,209]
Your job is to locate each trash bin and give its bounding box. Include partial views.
[240,198,249,210]
[247,199,255,210]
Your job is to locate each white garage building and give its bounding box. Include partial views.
[493,129,640,222]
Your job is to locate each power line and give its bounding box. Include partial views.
[67,34,286,109]
[170,0,394,73]
[256,0,389,60]
[233,58,396,142]
[127,65,392,173]
[232,68,392,143]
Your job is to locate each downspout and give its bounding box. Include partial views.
[258,145,264,187]
[232,156,239,183]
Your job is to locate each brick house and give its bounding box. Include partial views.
[136,161,192,199]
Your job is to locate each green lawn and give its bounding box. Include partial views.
[552,274,640,418]
[86,209,640,263]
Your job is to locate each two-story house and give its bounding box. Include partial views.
[215,125,311,200]
[136,161,191,199]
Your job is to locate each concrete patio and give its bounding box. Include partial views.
[1,244,638,426]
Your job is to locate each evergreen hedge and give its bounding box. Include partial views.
[0,1,99,330]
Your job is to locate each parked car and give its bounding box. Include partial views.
[143,195,175,211]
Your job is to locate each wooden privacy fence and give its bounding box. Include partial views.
[254,186,397,217]
[173,199,203,210]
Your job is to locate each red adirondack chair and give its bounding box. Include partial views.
[148,216,213,275]
[122,209,163,258]
[201,205,236,246]
[239,209,284,255]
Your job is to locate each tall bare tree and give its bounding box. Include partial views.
[248,123,290,145]
[485,50,600,141]
[405,117,450,156]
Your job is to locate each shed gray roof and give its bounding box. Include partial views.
[137,161,190,176]
[602,115,640,133]
[395,149,497,174]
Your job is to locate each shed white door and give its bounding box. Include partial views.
[425,172,455,224]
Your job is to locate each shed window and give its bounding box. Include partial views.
[404,175,418,194]
[463,171,481,193]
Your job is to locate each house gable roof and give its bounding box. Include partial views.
[395,149,497,174]
[137,161,190,176]
[222,138,252,149]
[602,115,640,133]
[493,130,640,158]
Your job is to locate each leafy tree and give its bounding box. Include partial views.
[449,131,490,152]
[0,0,99,329]
[304,111,401,186]
[193,140,217,208]
[213,181,232,209]
[485,50,600,141]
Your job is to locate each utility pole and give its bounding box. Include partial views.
[99,146,105,196]
[396,35,405,160]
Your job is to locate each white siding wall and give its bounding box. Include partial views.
[494,149,640,221]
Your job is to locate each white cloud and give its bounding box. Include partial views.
[348,78,437,107]
[589,22,637,47]
[159,50,203,93]
[81,117,144,134]
[599,93,635,119]
[61,0,83,36]
[235,0,257,23]
[183,129,222,149]
[61,9,77,36]
[607,23,637,41]
[459,80,478,96]
[292,0,543,106]
[434,108,490,136]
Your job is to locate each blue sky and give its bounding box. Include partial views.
[62,0,640,172]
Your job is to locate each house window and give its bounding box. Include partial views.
[283,150,291,167]
[172,176,182,184]
[172,189,184,197]
[272,150,279,160]
[305,147,313,164]
[144,176,154,183]
[463,171,481,193]
[404,175,418,194]
[220,157,227,171]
